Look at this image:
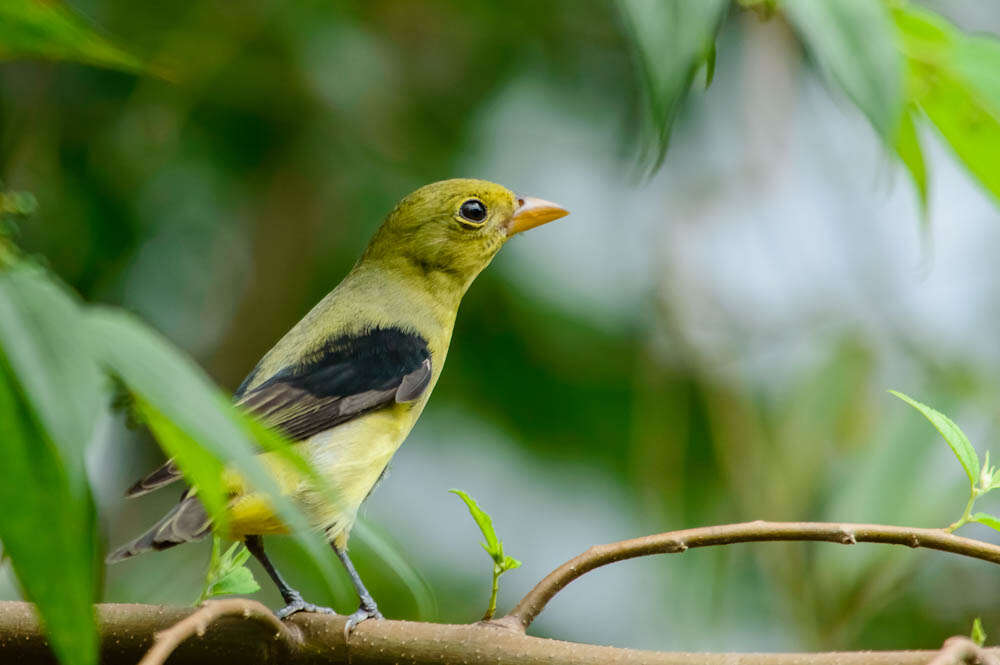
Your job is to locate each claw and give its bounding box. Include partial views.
[343,600,383,637]
[275,595,336,619]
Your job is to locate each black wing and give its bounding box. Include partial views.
[125,326,431,498]
[235,326,432,440]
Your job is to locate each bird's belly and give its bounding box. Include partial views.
[226,405,414,542]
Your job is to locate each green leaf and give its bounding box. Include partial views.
[618,0,729,168]
[85,308,343,597]
[449,489,501,558]
[783,0,903,142]
[0,268,100,665]
[972,616,987,646]
[894,106,928,215]
[202,541,260,599]
[895,6,1000,204]
[0,0,145,73]
[502,555,522,571]
[890,390,979,489]
[973,512,1000,532]
[704,42,717,90]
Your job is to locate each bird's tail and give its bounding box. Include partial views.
[106,492,213,563]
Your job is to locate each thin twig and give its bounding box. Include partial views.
[928,636,1000,665]
[137,598,300,665]
[496,520,1000,632]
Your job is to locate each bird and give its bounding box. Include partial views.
[106,178,569,630]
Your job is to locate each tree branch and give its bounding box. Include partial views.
[494,521,1000,632]
[136,599,299,665]
[1,601,998,665]
[928,637,1000,665]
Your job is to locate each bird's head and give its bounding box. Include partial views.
[361,178,568,287]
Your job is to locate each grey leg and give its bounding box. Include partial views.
[333,543,383,632]
[245,535,335,619]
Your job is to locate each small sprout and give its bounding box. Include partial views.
[450,489,521,620]
[972,617,987,646]
[197,535,260,604]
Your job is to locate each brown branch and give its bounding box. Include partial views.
[928,637,1000,665]
[136,599,299,665]
[495,521,1000,632]
[1,601,999,665]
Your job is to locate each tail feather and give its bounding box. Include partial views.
[125,459,183,498]
[106,493,212,563]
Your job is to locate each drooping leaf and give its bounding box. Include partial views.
[618,0,729,168]
[784,0,903,142]
[85,308,343,595]
[894,106,928,215]
[890,390,979,489]
[0,0,145,73]
[0,267,101,665]
[449,489,501,558]
[973,513,1000,533]
[895,6,1000,204]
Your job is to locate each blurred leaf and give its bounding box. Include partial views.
[895,6,1000,204]
[200,538,260,601]
[84,307,343,596]
[890,390,979,489]
[449,489,501,558]
[894,107,928,214]
[618,0,729,167]
[972,513,1000,532]
[971,616,987,646]
[354,520,437,621]
[0,0,145,73]
[0,267,100,665]
[704,42,717,89]
[784,0,902,141]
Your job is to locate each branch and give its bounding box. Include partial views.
[136,599,299,665]
[1,601,999,665]
[495,521,1000,632]
[928,637,1000,665]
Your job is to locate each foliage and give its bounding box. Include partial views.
[198,536,260,603]
[891,391,1000,533]
[621,0,1000,214]
[971,617,987,647]
[450,489,521,620]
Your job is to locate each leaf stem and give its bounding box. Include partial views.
[483,565,500,621]
[947,490,979,533]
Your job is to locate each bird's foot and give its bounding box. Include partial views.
[343,598,383,636]
[276,594,336,619]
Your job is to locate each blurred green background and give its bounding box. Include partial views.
[3,0,1000,654]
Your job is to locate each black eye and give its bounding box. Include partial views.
[459,199,487,223]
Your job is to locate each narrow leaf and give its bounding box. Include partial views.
[973,513,1000,532]
[449,489,501,555]
[784,0,903,142]
[894,106,928,215]
[895,6,1000,204]
[0,267,101,665]
[0,0,145,73]
[890,390,979,488]
[0,350,97,665]
[618,0,729,168]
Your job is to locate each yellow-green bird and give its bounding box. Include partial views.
[107,178,568,628]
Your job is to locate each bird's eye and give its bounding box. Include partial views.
[458,199,487,224]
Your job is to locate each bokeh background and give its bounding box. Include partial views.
[3,0,1000,653]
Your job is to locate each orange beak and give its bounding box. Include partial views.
[507,196,569,236]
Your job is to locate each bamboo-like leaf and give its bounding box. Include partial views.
[890,390,979,489]
[0,0,145,73]
[894,106,928,215]
[0,267,100,665]
[895,6,1000,205]
[784,0,903,142]
[618,0,729,168]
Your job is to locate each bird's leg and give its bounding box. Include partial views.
[245,535,335,619]
[333,543,383,632]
